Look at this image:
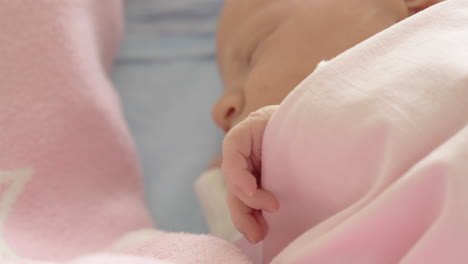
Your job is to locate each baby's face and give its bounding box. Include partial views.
[212,0,412,132]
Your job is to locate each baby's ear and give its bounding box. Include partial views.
[405,0,441,14]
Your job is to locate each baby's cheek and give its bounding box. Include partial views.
[243,74,284,115]
[244,63,304,111]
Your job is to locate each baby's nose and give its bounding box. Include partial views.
[212,94,244,133]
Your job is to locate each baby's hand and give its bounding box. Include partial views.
[222,105,280,244]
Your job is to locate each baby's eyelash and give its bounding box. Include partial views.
[246,45,259,65]
[245,26,279,66]
[246,37,266,66]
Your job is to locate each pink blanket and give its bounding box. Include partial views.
[0,0,248,263]
[260,0,468,262]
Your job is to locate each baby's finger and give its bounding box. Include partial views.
[223,166,258,196]
[231,185,280,213]
[228,192,264,244]
[252,209,268,239]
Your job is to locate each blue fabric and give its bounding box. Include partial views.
[111,0,224,233]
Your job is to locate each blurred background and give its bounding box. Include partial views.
[111,0,224,234]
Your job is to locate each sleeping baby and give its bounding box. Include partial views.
[203,0,443,245]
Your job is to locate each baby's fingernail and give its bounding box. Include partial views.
[246,189,256,197]
[268,202,280,213]
[235,184,256,197]
[245,235,254,244]
[244,184,257,197]
[243,232,259,244]
[266,207,277,213]
[234,177,257,196]
[248,236,260,245]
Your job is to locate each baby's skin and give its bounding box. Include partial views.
[212,0,443,244]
